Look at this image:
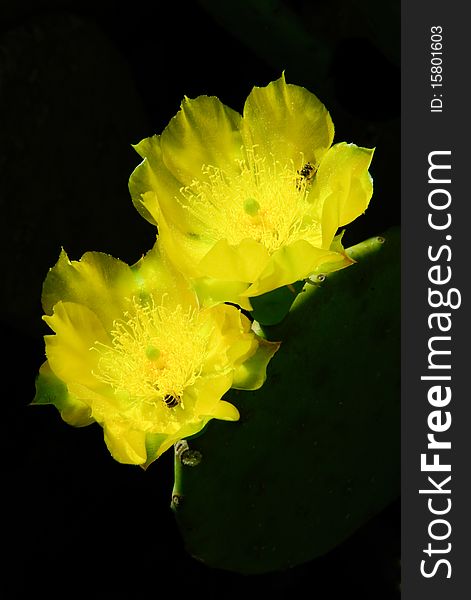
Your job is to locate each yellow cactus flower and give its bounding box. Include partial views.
[33,245,279,467]
[129,74,374,310]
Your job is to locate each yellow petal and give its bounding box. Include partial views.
[189,371,235,418]
[132,241,198,309]
[128,138,159,225]
[232,338,281,391]
[193,277,253,311]
[42,249,136,331]
[198,238,270,282]
[160,95,243,185]
[144,432,175,468]
[130,135,205,233]
[202,304,257,370]
[67,381,118,414]
[210,400,240,421]
[168,419,211,444]
[103,421,148,465]
[140,192,212,279]
[32,361,93,427]
[43,301,108,389]
[244,240,343,297]
[312,142,374,248]
[242,74,334,170]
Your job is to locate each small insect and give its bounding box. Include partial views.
[299,162,315,179]
[163,394,180,408]
[296,162,317,190]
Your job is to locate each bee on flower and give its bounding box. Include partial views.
[129,74,374,310]
[33,245,279,467]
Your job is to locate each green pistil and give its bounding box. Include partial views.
[146,345,161,361]
[244,198,261,216]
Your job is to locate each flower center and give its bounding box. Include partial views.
[93,298,210,408]
[179,148,322,253]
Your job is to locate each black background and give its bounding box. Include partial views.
[2,1,400,597]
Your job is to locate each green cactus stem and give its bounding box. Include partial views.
[172,228,400,574]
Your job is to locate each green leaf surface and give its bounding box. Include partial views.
[172,228,400,573]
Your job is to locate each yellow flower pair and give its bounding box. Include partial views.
[34,75,374,467]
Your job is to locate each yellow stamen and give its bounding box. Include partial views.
[178,147,322,253]
[93,298,210,407]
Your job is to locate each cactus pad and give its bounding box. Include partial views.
[172,228,400,573]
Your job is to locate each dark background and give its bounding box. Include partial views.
[1,1,400,597]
